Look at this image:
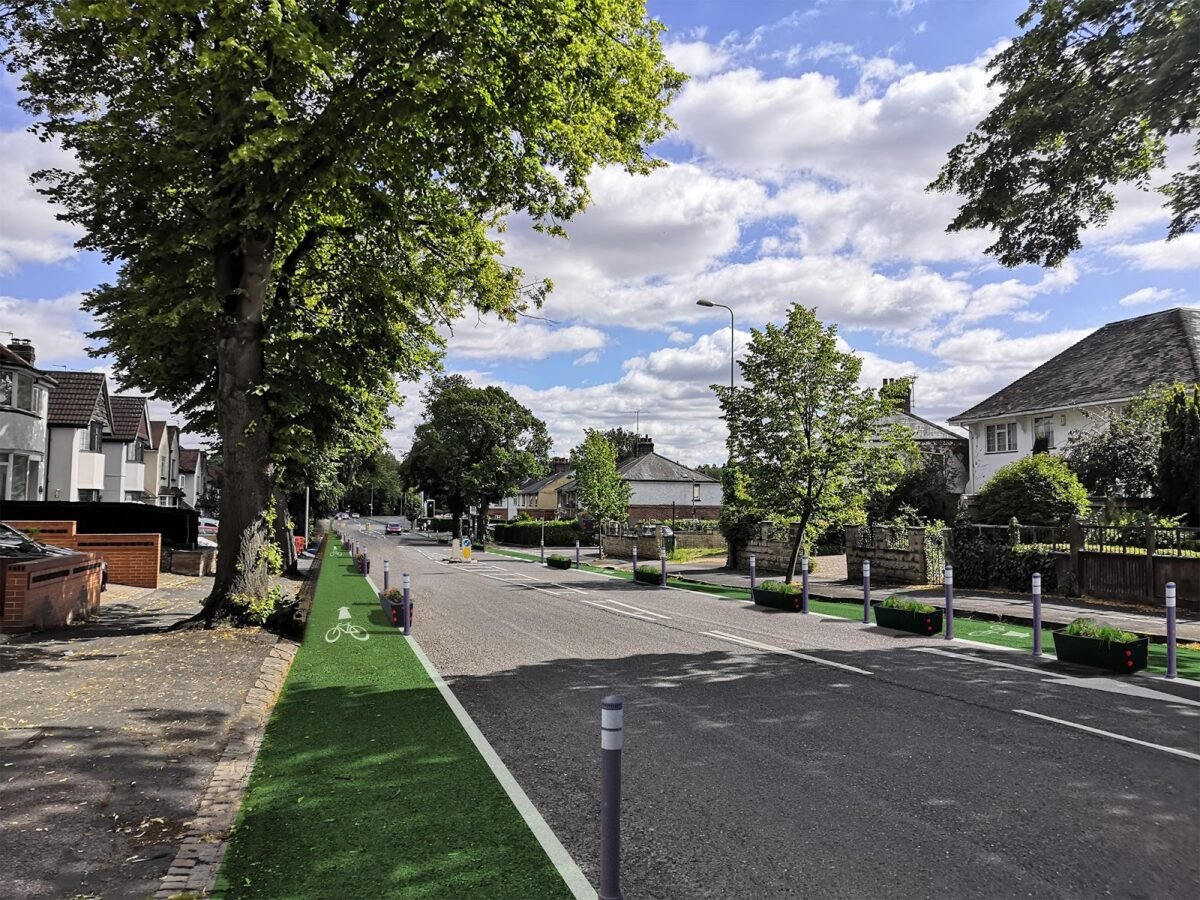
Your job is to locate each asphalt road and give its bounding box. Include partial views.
[347,521,1200,900]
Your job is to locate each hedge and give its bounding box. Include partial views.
[545,554,572,570]
[494,519,582,546]
[953,539,1059,593]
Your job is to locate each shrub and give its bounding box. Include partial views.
[228,585,285,626]
[634,565,661,584]
[879,594,936,614]
[546,554,572,569]
[975,455,1089,526]
[1063,617,1137,643]
[494,519,583,546]
[754,579,802,594]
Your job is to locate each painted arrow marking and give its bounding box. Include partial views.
[339,606,352,620]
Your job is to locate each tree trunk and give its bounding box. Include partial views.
[448,497,464,539]
[204,234,275,626]
[275,485,297,576]
[784,513,810,584]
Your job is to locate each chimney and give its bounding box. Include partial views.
[7,339,35,367]
[882,378,912,414]
[635,435,655,457]
[553,456,571,474]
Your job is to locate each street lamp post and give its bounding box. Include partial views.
[696,299,734,391]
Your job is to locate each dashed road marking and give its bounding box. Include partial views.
[1013,709,1200,762]
[703,630,873,676]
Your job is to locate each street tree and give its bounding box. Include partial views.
[714,306,911,582]
[929,0,1199,267]
[1,1,682,621]
[404,376,551,538]
[571,430,632,556]
[601,427,642,463]
[1159,383,1200,524]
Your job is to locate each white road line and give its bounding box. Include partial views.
[703,630,873,676]
[910,647,1200,707]
[599,597,670,619]
[581,599,655,621]
[1013,709,1200,762]
[406,637,598,899]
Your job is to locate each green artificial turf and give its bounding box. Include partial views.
[215,538,573,900]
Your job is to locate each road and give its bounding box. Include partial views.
[347,520,1200,899]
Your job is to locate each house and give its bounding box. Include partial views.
[558,437,722,523]
[145,421,184,507]
[495,458,575,521]
[102,395,155,502]
[178,447,207,510]
[950,307,1200,493]
[877,379,969,494]
[0,340,56,502]
[46,371,114,502]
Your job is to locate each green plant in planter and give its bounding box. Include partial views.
[546,553,572,570]
[1063,617,1137,643]
[634,565,662,584]
[751,578,804,611]
[380,587,404,604]
[754,580,802,595]
[878,595,937,614]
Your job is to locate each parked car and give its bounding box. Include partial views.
[0,523,107,591]
[385,521,403,535]
[350,512,360,519]
[640,524,674,537]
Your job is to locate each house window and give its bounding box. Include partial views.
[692,482,701,502]
[78,489,101,502]
[160,454,167,477]
[1033,416,1056,449]
[126,438,144,462]
[985,422,1018,453]
[79,422,103,452]
[0,371,11,406]
[125,491,142,502]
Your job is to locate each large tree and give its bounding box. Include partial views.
[571,430,632,556]
[714,306,911,583]
[2,1,681,620]
[404,376,551,539]
[601,427,642,463]
[929,0,1199,267]
[1159,382,1200,524]
[1063,384,1173,498]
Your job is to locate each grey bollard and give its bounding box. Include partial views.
[383,559,390,591]
[1166,582,1177,679]
[402,573,412,636]
[660,547,667,586]
[801,556,810,614]
[631,544,637,572]
[862,560,871,624]
[943,565,954,640]
[1032,573,1042,657]
[540,537,545,564]
[576,538,581,569]
[600,695,624,900]
[749,554,756,592]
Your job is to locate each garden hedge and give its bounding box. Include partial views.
[494,520,583,546]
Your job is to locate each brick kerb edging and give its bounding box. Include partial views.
[152,637,299,899]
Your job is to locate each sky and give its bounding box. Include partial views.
[1,0,1196,463]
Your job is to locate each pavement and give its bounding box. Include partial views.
[0,572,298,900]
[348,520,1200,899]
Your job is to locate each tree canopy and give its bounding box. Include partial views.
[1159,382,1200,524]
[975,455,1091,526]
[601,427,642,463]
[403,376,551,538]
[1063,385,1173,498]
[1,0,682,619]
[714,305,913,582]
[929,0,1199,267]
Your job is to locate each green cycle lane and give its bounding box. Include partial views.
[216,537,576,900]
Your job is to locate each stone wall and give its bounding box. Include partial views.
[675,531,725,550]
[844,525,937,585]
[600,534,670,562]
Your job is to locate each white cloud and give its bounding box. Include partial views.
[573,351,600,366]
[1110,233,1200,271]
[0,292,95,365]
[1118,286,1182,307]
[664,40,733,78]
[0,130,82,273]
[442,316,607,361]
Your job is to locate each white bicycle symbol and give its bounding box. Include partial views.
[325,622,370,643]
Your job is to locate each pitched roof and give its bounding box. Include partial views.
[951,308,1200,422]
[0,345,56,385]
[150,420,167,447]
[518,470,573,496]
[107,395,151,443]
[179,447,201,474]
[47,371,111,428]
[617,451,717,483]
[878,410,967,442]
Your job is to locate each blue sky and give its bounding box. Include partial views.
[2,0,1196,463]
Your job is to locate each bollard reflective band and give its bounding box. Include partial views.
[402,574,410,588]
[801,557,808,572]
[601,696,624,750]
[1166,582,1176,607]
[944,565,953,586]
[1032,572,1041,590]
[863,561,870,576]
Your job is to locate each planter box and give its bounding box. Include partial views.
[546,557,572,570]
[633,569,661,586]
[872,602,943,636]
[1052,630,1148,674]
[752,586,802,611]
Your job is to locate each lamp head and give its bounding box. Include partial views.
[696,299,714,307]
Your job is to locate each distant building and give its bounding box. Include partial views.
[0,340,56,502]
[46,371,114,502]
[876,379,969,495]
[102,395,155,502]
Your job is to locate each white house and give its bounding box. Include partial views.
[46,371,114,502]
[558,437,722,522]
[0,340,55,502]
[178,446,207,510]
[102,395,154,502]
[146,421,183,507]
[950,307,1200,493]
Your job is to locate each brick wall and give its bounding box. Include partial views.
[628,504,720,524]
[2,520,160,589]
[1,552,103,634]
